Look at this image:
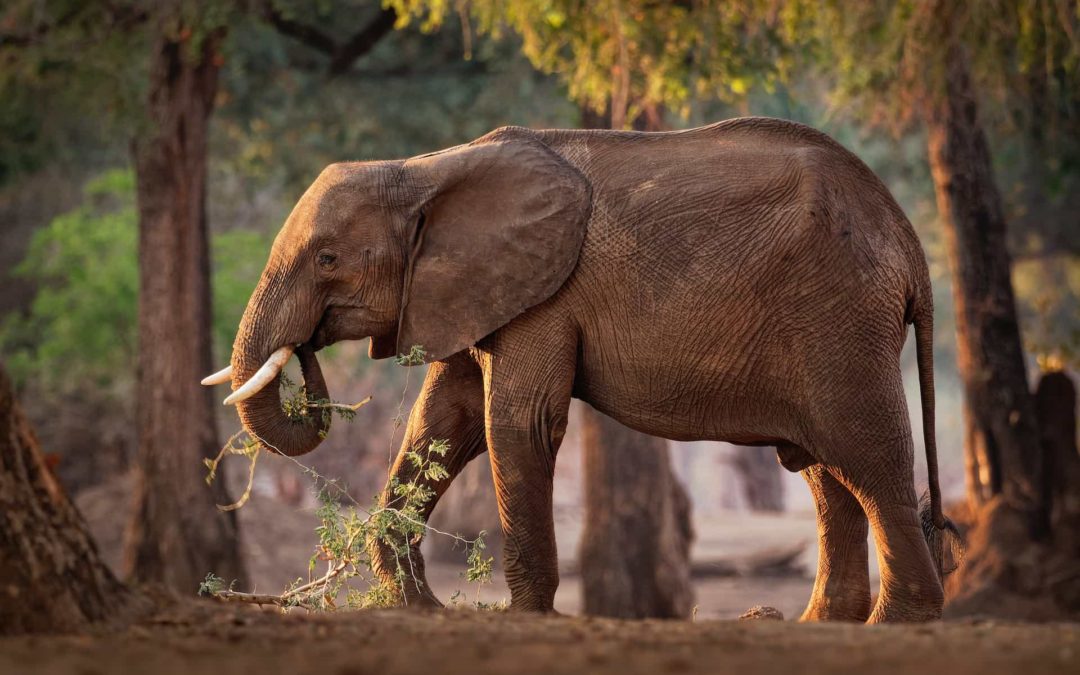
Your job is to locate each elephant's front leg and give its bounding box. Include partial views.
[478,327,576,612]
[799,464,872,622]
[369,352,487,607]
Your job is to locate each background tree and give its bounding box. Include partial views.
[123,6,248,592]
[128,0,402,596]
[0,0,248,593]
[579,408,694,618]
[0,0,421,594]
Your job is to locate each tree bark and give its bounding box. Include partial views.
[0,363,131,635]
[123,22,245,592]
[579,408,695,618]
[1035,370,1080,531]
[732,446,784,512]
[924,43,1042,526]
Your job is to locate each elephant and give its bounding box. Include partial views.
[205,117,957,623]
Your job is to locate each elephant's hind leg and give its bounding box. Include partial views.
[822,388,944,623]
[369,352,487,608]
[799,464,872,622]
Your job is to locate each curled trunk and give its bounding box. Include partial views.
[232,343,330,457]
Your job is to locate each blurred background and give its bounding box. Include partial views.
[1,1,1077,620]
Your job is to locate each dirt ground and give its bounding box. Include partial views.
[2,601,1077,675]
[50,473,1077,675]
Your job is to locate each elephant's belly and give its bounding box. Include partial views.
[570,346,800,446]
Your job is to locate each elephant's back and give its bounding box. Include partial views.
[534,117,906,227]
[535,117,923,315]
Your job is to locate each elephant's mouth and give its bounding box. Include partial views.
[310,305,359,351]
[311,304,397,355]
[310,307,341,351]
[200,300,398,457]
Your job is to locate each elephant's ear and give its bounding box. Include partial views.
[395,128,591,363]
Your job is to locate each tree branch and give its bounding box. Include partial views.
[261,2,396,77]
[261,3,338,56]
[329,8,396,75]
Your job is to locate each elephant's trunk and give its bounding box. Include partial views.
[230,342,330,457]
[226,267,330,457]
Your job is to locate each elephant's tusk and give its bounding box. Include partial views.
[223,346,295,406]
[200,364,233,386]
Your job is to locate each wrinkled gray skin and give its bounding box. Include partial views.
[227,118,948,623]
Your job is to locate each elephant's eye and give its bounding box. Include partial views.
[317,252,337,269]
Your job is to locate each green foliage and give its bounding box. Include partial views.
[395,344,427,366]
[198,573,233,596]
[0,170,138,395]
[213,2,576,199]
[783,1,1080,133]
[391,0,794,124]
[1013,255,1080,369]
[0,1,243,186]
[0,168,275,394]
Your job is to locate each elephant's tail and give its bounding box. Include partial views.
[912,297,965,580]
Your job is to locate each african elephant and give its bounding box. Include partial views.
[206,118,955,623]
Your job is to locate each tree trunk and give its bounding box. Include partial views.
[123,22,245,592]
[732,446,784,512]
[921,40,1080,619]
[0,363,132,635]
[579,408,695,618]
[924,43,1042,527]
[576,102,694,618]
[1035,370,1080,532]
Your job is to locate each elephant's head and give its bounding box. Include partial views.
[204,128,591,456]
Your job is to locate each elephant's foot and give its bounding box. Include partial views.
[866,582,943,624]
[370,540,443,609]
[389,572,442,609]
[505,583,558,613]
[862,504,945,623]
[507,598,558,613]
[504,567,558,613]
[508,603,561,615]
[799,591,871,622]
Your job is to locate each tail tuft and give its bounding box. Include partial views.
[919,490,965,581]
